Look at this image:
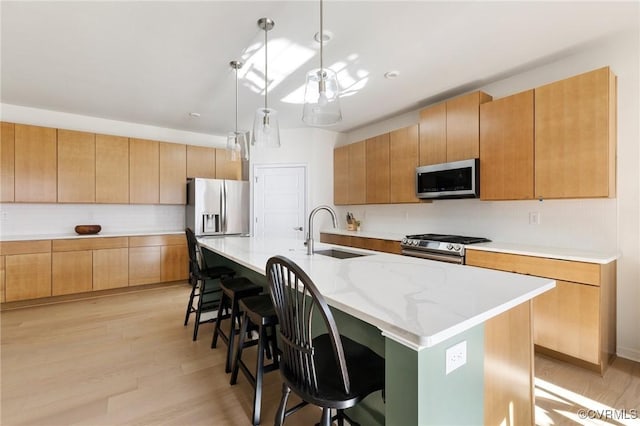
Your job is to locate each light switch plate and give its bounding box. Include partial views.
[445,340,467,375]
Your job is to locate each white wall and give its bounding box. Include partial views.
[343,30,640,361]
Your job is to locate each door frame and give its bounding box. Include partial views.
[251,163,308,238]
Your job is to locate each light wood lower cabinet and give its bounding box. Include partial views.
[1,240,52,302]
[52,251,93,295]
[466,249,616,374]
[93,248,129,290]
[320,232,401,255]
[129,234,188,285]
[129,246,161,286]
[161,244,189,282]
[0,255,6,303]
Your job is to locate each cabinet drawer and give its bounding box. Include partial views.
[0,240,51,255]
[52,237,128,252]
[466,249,601,286]
[129,234,185,247]
[320,233,352,246]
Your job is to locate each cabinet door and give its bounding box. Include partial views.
[446,91,492,162]
[186,145,216,178]
[365,134,390,204]
[215,148,242,180]
[96,134,129,203]
[93,248,129,290]
[348,141,366,204]
[161,244,189,282]
[390,125,419,203]
[0,255,5,303]
[480,90,534,200]
[130,138,159,204]
[57,129,96,203]
[129,246,161,285]
[159,142,186,204]
[5,253,51,301]
[14,124,57,202]
[333,145,349,205]
[418,103,446,166]
[533,280,600,364]
[52,250,93,296]
[1,122,15,202]
[535,67,616,198]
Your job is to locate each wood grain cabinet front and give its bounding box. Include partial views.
[1,122,15,202]
[365,133,390,204]
[93,248,129,291]
[1,240,52,302]
[466,249,616,374]
[57,129,96,203]
[0,255,5,303]
[52,250,93,296]
[14,124,57,202]
[130,138,159,204]
[96,134,129,203]
[129,246,161,286]
[159,142,186,204]
[215,148,242,180]
[161,244,188,282]
[390,125,419,203]
[186,145,216,178]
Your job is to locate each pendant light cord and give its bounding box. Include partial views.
[320,0,324,73]
[264,24,268,110]
[234,65,239,133]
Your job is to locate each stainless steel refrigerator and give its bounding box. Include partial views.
[186,178,250,236]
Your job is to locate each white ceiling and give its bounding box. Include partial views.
[1,1,638,136]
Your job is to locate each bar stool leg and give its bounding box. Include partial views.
[252,323,267,425]
[230,312,250,385]
[211,293,228,348]
[192,282,204,341]
[225,297,241,373]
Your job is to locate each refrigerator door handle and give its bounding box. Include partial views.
[221,181,227,233]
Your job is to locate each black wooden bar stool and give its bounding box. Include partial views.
[211,277,262,373]
[230,294,280,426]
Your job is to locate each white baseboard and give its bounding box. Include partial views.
[617,346,640,363]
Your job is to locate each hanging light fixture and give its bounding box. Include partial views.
[252,17,280,148]
[226,60,248,161]
[302,0,342,126]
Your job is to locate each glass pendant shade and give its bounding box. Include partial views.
[252,107,280,148]
[302,68,342,126]
[226,131,248,161]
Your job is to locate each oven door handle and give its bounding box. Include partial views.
[401,249,464,264]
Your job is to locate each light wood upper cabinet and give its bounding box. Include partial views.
[333,145,349,205]
[366,134,390,204]
[14,124,57,202]
[480,90,534,200]
[186,145,216,178]
[96,134,129,203]
[390,125,419,203]
[130,138,159,204]
[1,122,15,202]
[348,141,366,205]
[57,129,96,203]
[419,103,446,166]
[419,91,492,166]
[159,142,186,204]
[535,67,616,199]
[446,91,492,162]
[215,148,242,180]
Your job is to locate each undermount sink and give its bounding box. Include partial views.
[314,249,370,259]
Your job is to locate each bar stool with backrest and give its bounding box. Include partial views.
[184,228,236,341]
[266,255,385,426]
[229,293,280,425]
[211,276,263,373]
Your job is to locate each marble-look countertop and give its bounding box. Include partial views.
[0,230,184,242]
[197,235,554,350]
[320,229,618,264]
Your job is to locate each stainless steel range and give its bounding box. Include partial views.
[400,233,491,264]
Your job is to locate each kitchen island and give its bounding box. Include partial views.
[198,235,555,426]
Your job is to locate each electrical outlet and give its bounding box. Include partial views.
[445,340,467,375]
[529,211,541,225]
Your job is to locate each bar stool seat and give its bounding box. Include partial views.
[230,294,280,426]
[211,277,263,372]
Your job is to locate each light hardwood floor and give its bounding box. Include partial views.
[1,284,639,426]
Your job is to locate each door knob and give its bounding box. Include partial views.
[293,227,303,231]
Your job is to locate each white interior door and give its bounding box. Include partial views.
[253,165,306,240]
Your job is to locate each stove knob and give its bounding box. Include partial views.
[453,244,461,251]
[446,243,454,250]
[413,240,419,246]
[402,238,407,244]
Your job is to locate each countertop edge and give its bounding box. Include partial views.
[0,230,185,241]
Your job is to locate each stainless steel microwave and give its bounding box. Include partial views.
[416,159,480,199]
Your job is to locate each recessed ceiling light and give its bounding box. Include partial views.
[314,30,333,43]
[384,71,400,80]
[189,112,201,118]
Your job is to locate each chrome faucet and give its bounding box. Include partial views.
[306,205,338,255]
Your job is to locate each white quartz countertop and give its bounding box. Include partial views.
[0,230,184,242]
[198,235,555,350]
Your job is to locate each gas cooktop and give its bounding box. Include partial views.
[404,234,491,245]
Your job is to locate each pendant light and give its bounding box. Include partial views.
[252,17,280,148]
[302,0,342,126]
[227,60,248,161]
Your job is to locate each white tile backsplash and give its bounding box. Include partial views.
[0,203,185,237]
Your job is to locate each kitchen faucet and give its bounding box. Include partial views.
[306,205,338,255]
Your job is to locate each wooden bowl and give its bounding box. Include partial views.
[75,225,101,235]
